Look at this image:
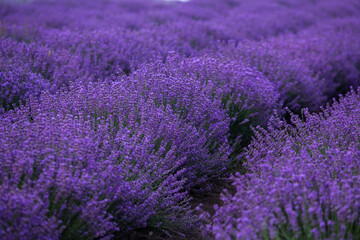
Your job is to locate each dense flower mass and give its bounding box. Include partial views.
[0,102,195,239]
[200,89,360,239]
[0,37,84,111]
[0,0,360,239]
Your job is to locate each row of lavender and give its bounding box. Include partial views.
[1,0,360,239]
[1,0,360,112]
[0,51,277,239]
[201,89,360,240]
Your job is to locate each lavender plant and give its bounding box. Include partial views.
[175,55,279,155]
[0,101,194,239]
[32,57,232,189]
[201,89,360,239]
[235,42,328,111]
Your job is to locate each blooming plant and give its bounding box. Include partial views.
[201,89,360,240]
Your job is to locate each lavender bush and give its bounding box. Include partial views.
[32,56,233,188]
[201,89,360,239]
[0,101,194,239]
[171,54,279,154]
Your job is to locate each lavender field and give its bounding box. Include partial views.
[1,0,360,239]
